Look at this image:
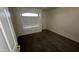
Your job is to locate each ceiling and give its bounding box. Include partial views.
[36,7,57,11]
[9,7,58,11]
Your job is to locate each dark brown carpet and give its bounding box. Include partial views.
[18,30,79,52]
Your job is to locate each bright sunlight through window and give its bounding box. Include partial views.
[21,13,39,17]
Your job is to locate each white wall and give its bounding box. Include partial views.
[47,7,79,42]
[42,10,48,29]
[9,8,18,37]
[11,8,42,36]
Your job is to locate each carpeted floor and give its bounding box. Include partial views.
[18,30,79,52]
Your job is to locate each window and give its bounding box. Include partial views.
[21,13,39,17]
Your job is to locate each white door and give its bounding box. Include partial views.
[0,7,17,52]
[0,29,9,52]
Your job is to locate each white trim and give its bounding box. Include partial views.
[24,25,40,29]
[12,43,18,52]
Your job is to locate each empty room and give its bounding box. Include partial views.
[0,7,79,52]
